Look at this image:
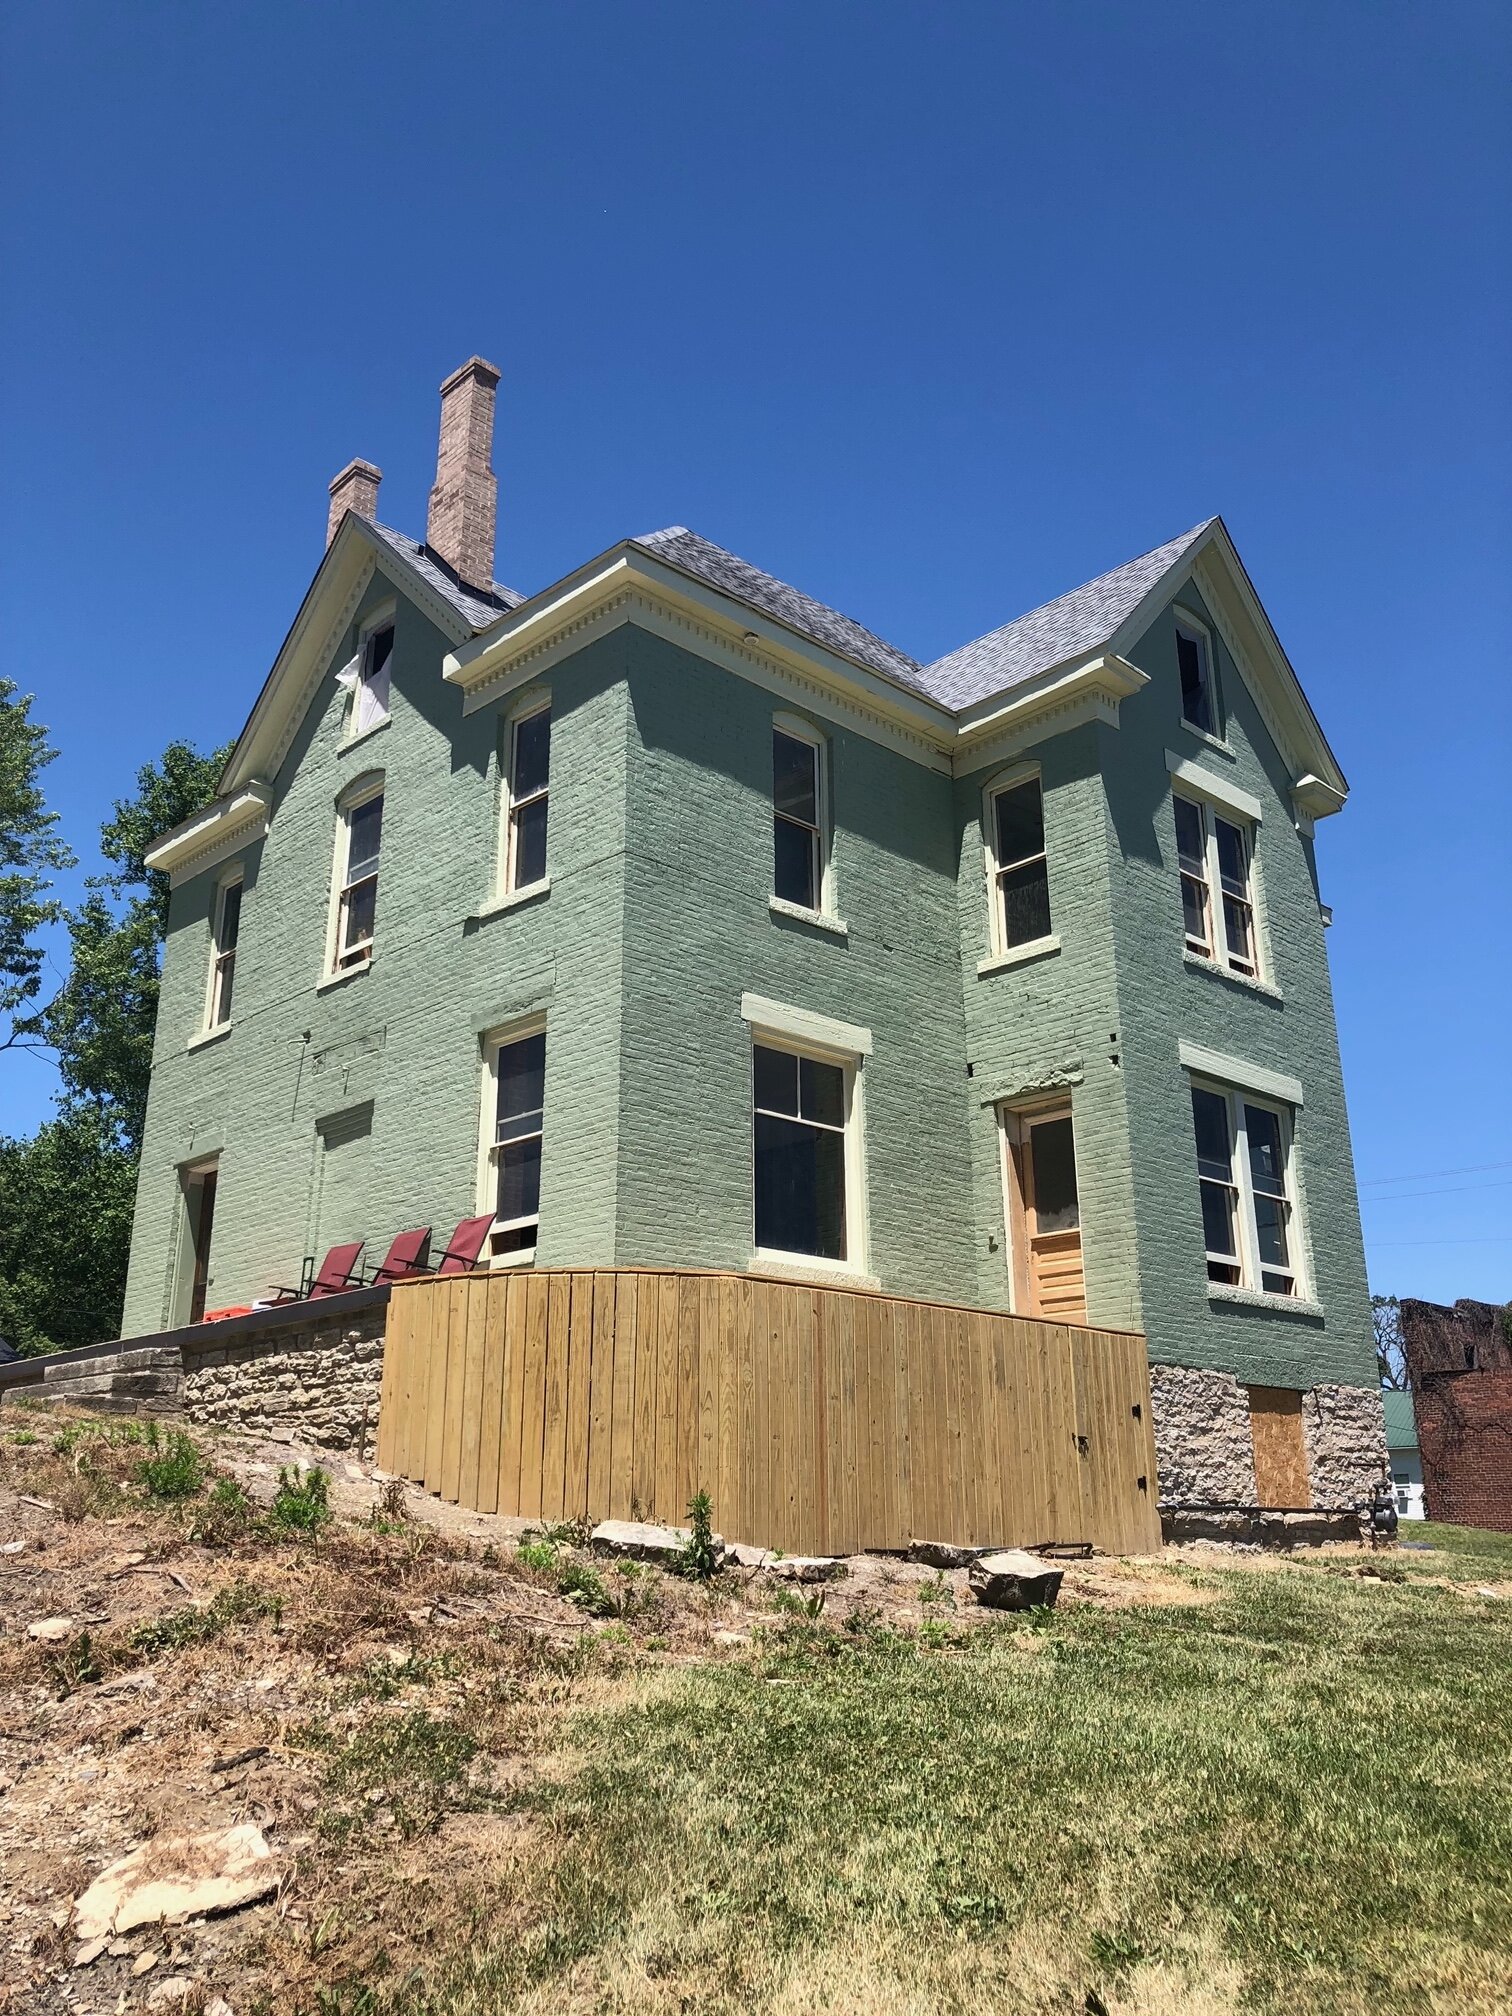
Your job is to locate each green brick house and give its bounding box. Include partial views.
[122,357,1385,1508]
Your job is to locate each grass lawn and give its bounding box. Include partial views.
[375,1533,1512,2016]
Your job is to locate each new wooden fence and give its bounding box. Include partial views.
[375,1268,1161,1556]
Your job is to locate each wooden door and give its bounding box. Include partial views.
[188,1168,217,1325]
[1006,1107,1086,1323]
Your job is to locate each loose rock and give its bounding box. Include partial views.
[589,1519,717,1567]
[763,1555,846,1584]
[27,1615,75,1641]
[73,1823,279,1941]
[908,1540,986,1571]
[967,1549,1064,1612]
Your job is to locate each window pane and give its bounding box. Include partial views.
[1200,1179,1238,1259]
[1191,1088,1233,1185]
[994,779,1044,867]
[753,1044,799,1117]
[214,952,235,1025]
[1174,797,1206,872]
[754,1112,845,1260]
[513,795,548,887]
[773,814,818,908]
[348,794,383,876]
[1215,818,1248,895]
[1182,874,1210,947]
[799,1055,845,1129]
[497,1134,542,1223]
[493,1221,538,1254]
[497,1032,546,1133]
[343,876,376,948]
[1177,626,1214,734]
[773,730,817,823]
[1244,1105,1286,1193]
[1000,859,1052,946]
[219,882,242,954]
[365,625,394,680]
[1030,1117,1079,1233]
[1252,1191,1291,1272]
[513,708,551,798]
[1222,894,1254,968]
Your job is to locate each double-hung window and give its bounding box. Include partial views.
[355,619,393,735]
[1176,610,1220,737]
[752,1042,851,1263]
[987,773,1052,954]
[482,1026,546,1259]
[1191,1083,1300,1297]
[505,703,550,892]
[206,873,243,1028]
[772,724,826,911]
[334,786,383,970]
[1174,794,1257,976]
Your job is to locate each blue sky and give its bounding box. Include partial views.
[2,1,1508,1304]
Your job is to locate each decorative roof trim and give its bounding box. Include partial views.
[144,782,272,887]
[952,655,1150,770]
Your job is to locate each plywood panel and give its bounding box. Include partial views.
[1249,1385,1310,1509]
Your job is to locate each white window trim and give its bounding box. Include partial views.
[202,866,244,1035]
[499,692,551,899]
[982,762,1055,961]
[324,773,385,980]
[1174,605,1223,739]
[1177,1041,1303,1109]
[1188,1073,1309,1302]
[476,1014,548,1269]
[1172,788,1264,981]
[771,711,835,920]
[340,600,397,744]
[744,1003,869,1281]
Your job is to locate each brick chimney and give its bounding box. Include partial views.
[326,459,382,547]
[426,356,500,590]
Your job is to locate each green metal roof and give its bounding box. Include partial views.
[1382,1390,1418,1452]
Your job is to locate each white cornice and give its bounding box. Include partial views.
[145,782,272,887]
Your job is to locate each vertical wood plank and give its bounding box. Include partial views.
[587,1273,616,1522]
[473,1276,507,1517]
[421,1283,450,1494]
[562,1273,594,1520]
[457,1279,488,1511]
[540,1273,572,1522]
[697,1274,720,1513]
[652,1275,679,1524]
[675,1274,700,1517]
[608,1273,638,1520]
[717,1277,741,1539]
[631,1273,660,1521]
[439,1277,469,1503]
[515,1272,550,1519]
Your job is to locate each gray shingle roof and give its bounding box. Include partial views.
[629,526,934,699]
[920,520,1217,712]
[369,521,525,632]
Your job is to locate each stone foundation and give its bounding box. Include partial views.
[181,1304,386,1455]
[1303,1383,1387,1510]
[1151,1362,1387,1515]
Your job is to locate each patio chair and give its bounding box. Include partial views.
[366,1226,432,1286]
[267,1241,365,1304]
[432,1214,495,1276]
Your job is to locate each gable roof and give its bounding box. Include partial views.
[630,526,933,699]
[366,521,526,630]
[922,521,1217,711]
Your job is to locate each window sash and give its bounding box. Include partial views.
[988,777,1052,952]
[355,622,393,733]
[336,793,382,966]
[1191,1083,1299,1296]
[506,707,550,891]
[208,880,242,1027]
[485,1028,546,1256]
[772,728,824,911]
[752,1041,851,1263]
[1176,615,1217,735]
[1176,795,1258,976]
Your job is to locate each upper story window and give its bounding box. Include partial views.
[986,772,1052,954]
[481,1023,546,1261]
[772,721,827,912]
[1175,610,1220,738]
[1191,1083,1300,1298]
[505,702,550,892]
[752,1041,853,1264]
[355,619,394,735]
[1174,794,1257,977]
[206,872,243,1029]
[333,783,383,971]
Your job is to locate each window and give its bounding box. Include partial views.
[772,724,825,911]
[753,1042,850,1262]
[334,787,383,970]
[355,620,393,735]
[987,773,1052,953]
[1174,794,1257,976]
[505,703,550,891]
[1190,1084,1300,1297]
[483,1026,546,1259]
[207,874,243,1028]
[1175,611,1219,736]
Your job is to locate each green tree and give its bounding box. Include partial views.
[0,738,229,1354]
[0,678,73,1053]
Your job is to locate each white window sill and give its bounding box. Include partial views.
[749,1251,880,1292]
[471,878,551,923]
[186,1024,233,1053]
[340,715,391,756]
[1208,1284,1323,1319]
[487,1246,537,1271]
[769,896,849,939]
[978,935,1060,978]
[1182,950,1283,1002]
[316,959,372,995]
[1179,721,1231,757]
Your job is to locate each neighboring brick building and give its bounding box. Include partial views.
[1401,1298,1512,1532]
[120,359,1386,1510]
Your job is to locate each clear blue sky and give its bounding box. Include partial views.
[2,2,1508,1305]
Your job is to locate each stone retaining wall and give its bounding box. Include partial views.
[181,1304,386,1455]
[1151,1361,1386,1511]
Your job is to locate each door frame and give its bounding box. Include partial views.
[172,1154,221,1328]
[996,1097,1083,1319]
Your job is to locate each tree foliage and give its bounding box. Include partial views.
[0,737,229,1354]
[0,678,73,1052]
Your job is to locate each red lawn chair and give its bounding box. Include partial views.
[367,1226,432,1286]
[433,1214,495,1276]
[268,1241,365,1304]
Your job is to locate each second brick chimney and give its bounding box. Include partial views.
[326,459,382,547]
[426,356,500,591]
